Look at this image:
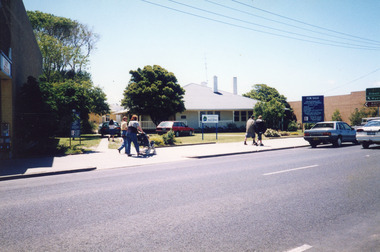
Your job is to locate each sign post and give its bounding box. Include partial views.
[70,110,81,145]
[201,115,219,140]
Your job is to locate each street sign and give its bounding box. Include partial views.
[71,111,81,138]
[302,96,324,123]
[365,101,380,107]
[366,88,380,101]
[201,115,219,140]
[202,114,219,123]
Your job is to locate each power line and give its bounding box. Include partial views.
[232,0,380,45]
[206,0,380,46]
[167,0,380,50]
[141,0,380,50]
[325,67,380,94]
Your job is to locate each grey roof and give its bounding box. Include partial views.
[183,83,257,111]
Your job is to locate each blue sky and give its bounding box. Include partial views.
[23,0,380,104]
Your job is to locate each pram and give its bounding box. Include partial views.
[137,133,156,156]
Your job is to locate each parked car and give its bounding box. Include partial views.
[156,121,194,137]
[356,119,380,149]
[98,121,121,137]
[304,121,357,148]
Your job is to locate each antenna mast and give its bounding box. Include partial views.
[204,54,208,85]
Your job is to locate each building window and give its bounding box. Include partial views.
[215,111,221,121]
[181,115,187,119]
[241,111,247,121]
[200,111,206,121]
[234,111,239,122]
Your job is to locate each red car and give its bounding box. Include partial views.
[156,121,194,137]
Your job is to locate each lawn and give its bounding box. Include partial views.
[176,132,246,144]
[57,130,303,154]
[57,134,102,154]
[156,130,302,146]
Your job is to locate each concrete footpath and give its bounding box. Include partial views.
[0,137,309,180]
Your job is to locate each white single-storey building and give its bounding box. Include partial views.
[129,76,257,130]
[174,77,257,129]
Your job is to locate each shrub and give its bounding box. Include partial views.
[162,130,176,145]
[304,123,315,130]
[264,128,281,137]
[149,135,164,147]
[226,123,238,132]
[279,131,289,136]
[287,121,298,131]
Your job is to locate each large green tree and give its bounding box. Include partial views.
[25,11,109,136]
[243,84,287,104]
[244,84,295,130]
[122,65,185,125]
[27,11,99,82]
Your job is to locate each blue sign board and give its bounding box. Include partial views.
[302,96,324,123]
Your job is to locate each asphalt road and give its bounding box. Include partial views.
[1,144,379,251]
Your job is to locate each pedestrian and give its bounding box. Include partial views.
[118,116,128,154]
[244,115,257,145]
[126,114,144,156]
[255,115,267,146]
[108,119,115,142]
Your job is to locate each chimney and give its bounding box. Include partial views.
[233,77,237,95]
[213,76,218,93]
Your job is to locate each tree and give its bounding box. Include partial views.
[122,65,185,125]
[253,99,285,130]
[27,11,99,82]
[244,84,296,129]
[26,11,109,136]
[48,79,110,135]
[243,84,287,103]
[349,107,378,126]
[332,109,342,121]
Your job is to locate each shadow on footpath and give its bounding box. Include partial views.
[0,150,99,177]
[0,156,55,176]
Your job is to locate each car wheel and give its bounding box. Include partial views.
[175,131,180,137]
[362,142,370,149]
[333,137,342,147]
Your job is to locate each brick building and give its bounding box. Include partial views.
[0,0,42,158]
[288,91,368,125]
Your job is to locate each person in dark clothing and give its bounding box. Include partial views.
[254,115,267,146]
[126,114,144,156]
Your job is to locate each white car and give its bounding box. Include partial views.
[356,119,380,149]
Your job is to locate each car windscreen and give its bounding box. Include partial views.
[312,123,334,129]
[158,122,173,127]
[365,120,380,127]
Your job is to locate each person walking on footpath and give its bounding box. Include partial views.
[255,115,267,146]
[118,116,129,154]
[244,115,257,145]
[108,119,116,142]
[126,114,144,156]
